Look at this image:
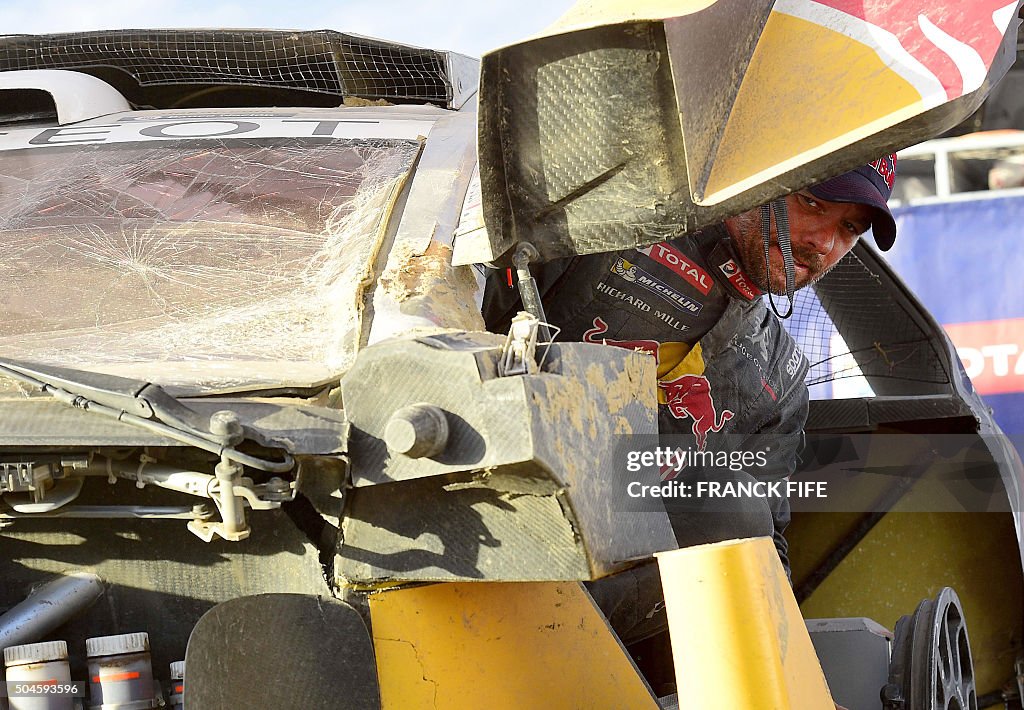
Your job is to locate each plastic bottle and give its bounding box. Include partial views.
[167,662,184,710]
[4,640,74,710]
[84,634,156,710]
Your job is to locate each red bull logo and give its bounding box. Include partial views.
[660,374,734,450]
[583,317,660,362]
[783,0,1017,101]
[868,155,897,190]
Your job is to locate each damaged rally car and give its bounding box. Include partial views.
[0,17,1021,710]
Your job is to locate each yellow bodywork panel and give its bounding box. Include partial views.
[657,538,836,709]
[541,0,717,36]
[702,11,922,202]
[369,581,660,709]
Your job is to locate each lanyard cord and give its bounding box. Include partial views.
[760,198,796,319]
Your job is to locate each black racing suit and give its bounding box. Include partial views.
[482,225,810,643]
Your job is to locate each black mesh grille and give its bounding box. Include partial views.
[0,30,452,103]
[781,248,951,397]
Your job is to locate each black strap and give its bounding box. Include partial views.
[760,199,795,319]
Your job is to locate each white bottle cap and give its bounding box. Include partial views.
[4,640,68,667]
[85,632,150,658]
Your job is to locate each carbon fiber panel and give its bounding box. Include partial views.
[805,397,972,431]
[806,399,872,431]
[477,4,1018,263]
[185,594,378,710]
[339,475,590,583]
[339,335,676,583]
[479,24,690,261]
[867,396,972,424]
[0,498,328,685]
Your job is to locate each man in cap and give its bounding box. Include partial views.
[728,158,897,296]
[481,156,898,644]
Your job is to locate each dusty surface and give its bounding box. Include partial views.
[378,242,485,331]
[586,349,657,435]
[343,97,395,107]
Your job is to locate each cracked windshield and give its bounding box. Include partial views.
[0,136,421,392]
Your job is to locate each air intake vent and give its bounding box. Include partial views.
[0,88,57,124]
[0,69,131,124]
[0,29,472,108]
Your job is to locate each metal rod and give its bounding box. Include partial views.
[87,459,217,499]
[512,242,552,344]
[0,572,104,650]
[0,505,209,520]
[215,458,245,537]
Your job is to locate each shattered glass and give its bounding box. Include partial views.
[0,137,421,392]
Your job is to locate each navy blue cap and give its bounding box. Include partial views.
[808,154,898,250]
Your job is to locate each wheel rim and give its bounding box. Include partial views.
[884,587,977,710]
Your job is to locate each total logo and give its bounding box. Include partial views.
[638,243,713,295]
[718,259,762,301]
[944,318,1024,396]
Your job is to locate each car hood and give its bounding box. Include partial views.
[0,107,448,394]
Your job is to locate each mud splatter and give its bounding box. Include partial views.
[379,242,485,331]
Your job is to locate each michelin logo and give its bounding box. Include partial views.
[611,258,703,316]
[612,258,638,282]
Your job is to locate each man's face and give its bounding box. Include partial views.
[723,191,875,295]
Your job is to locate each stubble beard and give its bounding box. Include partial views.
[726,210,833,295]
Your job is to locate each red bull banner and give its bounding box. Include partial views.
[703,0,1024,201]
[777,0,1019,103]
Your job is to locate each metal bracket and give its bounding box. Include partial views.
[499,311,541,377]
[186,466,292,542]
[1,461,55,501]
[4,477,84,513]
[188,456,250,542]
